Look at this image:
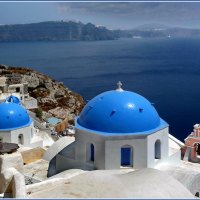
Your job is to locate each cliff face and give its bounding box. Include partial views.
[0,21,116,41]
[0,65,85,125]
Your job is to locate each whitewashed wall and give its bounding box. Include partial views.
[147,127,169,168]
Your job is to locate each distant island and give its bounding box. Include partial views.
[0,21,117,41]
[116,23,200,39]
[1,21,200,41]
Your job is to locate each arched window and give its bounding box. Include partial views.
[121,145,133,167]
[90,144,94,162]
[18,134,24,145]
[155,140,161,159]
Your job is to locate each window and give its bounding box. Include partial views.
[90,144,94,162]
[18,134,24,145]
[155,140,161,159]
[16,87,20,93]
[194,143,200,156]
[195,192,199,197]
[86,143,95,163]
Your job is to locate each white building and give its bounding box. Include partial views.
[0,95,42,147]
[0,77,38,109]
[46,83,180,177]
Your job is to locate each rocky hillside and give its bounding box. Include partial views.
[0,64,85,125]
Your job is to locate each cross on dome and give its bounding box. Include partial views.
[116,81,123,92]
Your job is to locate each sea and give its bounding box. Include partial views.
[0,37,200,141]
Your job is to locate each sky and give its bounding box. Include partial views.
[1,2,200,29]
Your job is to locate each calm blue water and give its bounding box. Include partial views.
[1,38,200,141]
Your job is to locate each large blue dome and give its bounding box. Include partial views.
[77,89,164,134]
[0,101,32,131]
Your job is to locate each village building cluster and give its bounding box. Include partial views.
[0,81,200,198]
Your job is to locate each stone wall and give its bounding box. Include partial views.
[5,168,26,198]
[0,151,26,198]
[21,147,46,164]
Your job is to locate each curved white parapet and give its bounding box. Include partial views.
[43,136,75,162]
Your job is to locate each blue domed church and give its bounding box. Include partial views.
[0,95,42,147]
[46,83,180,176]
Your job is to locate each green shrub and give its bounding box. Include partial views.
[35,108,43,119]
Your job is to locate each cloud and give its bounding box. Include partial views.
[1,2,200,29]
[56,2,200,28]
[57,2,161,16]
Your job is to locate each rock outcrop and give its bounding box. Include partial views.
[0,65,85,125]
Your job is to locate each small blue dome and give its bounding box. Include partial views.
[77,90,162,134]
[6,95,21,105]
[0,102,32,131]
